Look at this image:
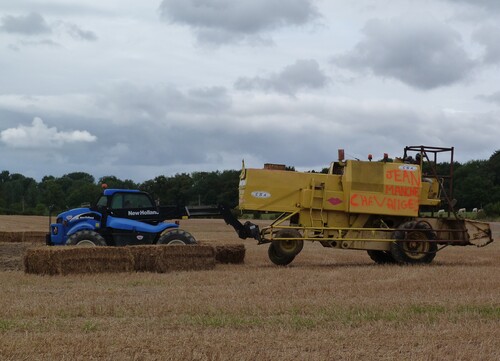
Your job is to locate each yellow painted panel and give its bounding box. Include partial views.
[344,161,421,217]
[239,159,438,218]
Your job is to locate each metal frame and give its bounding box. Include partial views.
[260,210,470,244]
[403,145,455,215]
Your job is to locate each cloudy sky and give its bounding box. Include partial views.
[1,0,499,182]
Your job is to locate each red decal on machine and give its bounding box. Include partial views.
[328,197,342,205]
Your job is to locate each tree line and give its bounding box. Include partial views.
[1,149,499,217]
[0,170,240,216]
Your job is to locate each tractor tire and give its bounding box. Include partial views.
[268,243,295,266]
[367,250,397,264]
[158,229,197,245]
[67,230,107,246]
[390,221,437,264]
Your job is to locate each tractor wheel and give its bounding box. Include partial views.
[158,229,197,245]
[268,243,295,266]
[367,250,396,264]
[67,230,107,246]
[390,221,437,264]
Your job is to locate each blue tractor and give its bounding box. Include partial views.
[46,188,196,246]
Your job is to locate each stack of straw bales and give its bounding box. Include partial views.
[24,242,246,275]
[24,244,229,275]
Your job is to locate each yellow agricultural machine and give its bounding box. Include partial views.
[221,145,493,265]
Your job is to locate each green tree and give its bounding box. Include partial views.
[99,176,137,189]
[0,173,38,214]
[488,150,500,184]
[191,170,239,206]
[191,172,218,205]
[141,173,193,206]
[38,176,66,213]
[216,170,240,206]
[453,160,492,210]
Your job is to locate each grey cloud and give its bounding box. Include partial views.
[193,27,272,46]
[86,84,234,169]
[19,39,61,47]
[333,18,476,90]
[94,84,231,124]
[0,12,51,35]
[65,23,98,42]
[477,91,500,105]
[235,59,328,95]
[7,44,20,51]
[446,0,500,11]
[187,87,231,111]
[0,13,98,47]
[435,110,500,160]
[158,0,319,45]
[472,26,500,65]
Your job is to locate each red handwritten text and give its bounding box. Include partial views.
[350,193,418,212]
[385,185,419,197]
[385,169,420,186]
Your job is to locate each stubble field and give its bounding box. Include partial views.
[0,216,499,360]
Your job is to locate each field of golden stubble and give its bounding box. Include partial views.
[0,217,499,361]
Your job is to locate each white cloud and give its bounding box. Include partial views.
[0,117,97,149]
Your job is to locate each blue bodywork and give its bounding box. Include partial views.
[47,189,179,246]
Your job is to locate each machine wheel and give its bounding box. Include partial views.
[271,229,304,256]
[67,230,107,246]
[268,243,295,266]
[158,229,197,245]
[267,229,303,266]
[367,250,396,264]
[390,221,437,264]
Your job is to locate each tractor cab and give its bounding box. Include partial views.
[93,189,162,225]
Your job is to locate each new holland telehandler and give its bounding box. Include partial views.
[221,145,493,265]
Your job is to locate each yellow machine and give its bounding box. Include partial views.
[221,146,493,265]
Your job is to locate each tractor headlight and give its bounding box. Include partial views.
[52,226,58,235]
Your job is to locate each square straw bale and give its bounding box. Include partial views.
[24,247,134,275]
[128,245,216,273]
[0,232,21,242]
[22,231,46,243]
[214,244,246,264]
[0,231,46,243]
[151,245,215,273]
[128,245,160,272]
